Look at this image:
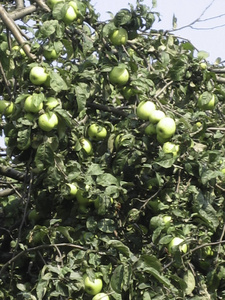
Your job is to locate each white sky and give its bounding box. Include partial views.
[91,0,225,63]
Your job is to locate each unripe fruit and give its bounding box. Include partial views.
[136,100,156,120]
[109,66,129,86]
[24,96,43,113]
[110,28,128,46]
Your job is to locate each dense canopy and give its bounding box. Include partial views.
[1,0,225,299]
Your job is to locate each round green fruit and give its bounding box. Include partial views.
[200,62,207,70]
[162,142,179,157]
[12,45,26,57]
[76,189,89,206]
[149,109,165,124]
[80,138,93,155]
[198,92,215,110]
[163,215,172,225]
[110,28,128,46]
[45,97,59,110]
[63,2,78,24]
[28,209,40,223]
[24,95,43,113]
[43,48,59,60]
[136,100,156,120]
[87,124,107,141]
[144,123,156,135]
[83,275,103,296]
[156,134,169,145]
[156,117,176,139]
[0,100,14,116]
[109,66,129,86]
[122,86,135,100]
[92,293,109,300]
[168,237,188,254]
[38,112,58,131]
[65,183,78,198]
[47,0,65,9]
[29,66,48,86]
[114,133,125,150]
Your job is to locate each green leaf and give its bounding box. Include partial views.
[111,265,124,293]
[49,71,68,92]
[107,240,131,257]
[74,83,89,113]
[34,142,55,171]
[144,267,176,291]
[96,173,118,186]
[137,254,162,272]
[197,51,209,60]
[183,270,195,295]
[98,218,115,233]
[87,163,104,176]
[40,20,59,37]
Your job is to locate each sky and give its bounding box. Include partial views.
[90,0,225,63]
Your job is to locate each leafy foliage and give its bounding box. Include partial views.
[1,0,225,299]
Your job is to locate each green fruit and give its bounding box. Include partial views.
[114,133,126,150]
[87,124,107,141]
[163,215,172,225]
[162,142,179,157]
[149,109,165,124]
[156,134,169,145]
[45,97,59,110]
[29,66,48,85]
[0,100,14,116]
[38,112,58,131]
[110,28,128,46]
[28,209,40,223]
[63,2,78,24]
[92,293,109,300]
[136,100,156,120]
[12,45,26,57]
[83,275,103,296]
[198,92,215,110]
[43,48,59,60]
[122,86,135,100]
[156,117,176,139]
[144,123,156,135]
[76,189,89,205]
[109,66,129,86]
[80,138,93,155]
[24,95,43,113]
[200,62,207,70]
[65,183,78,198]
[168,237,188,254]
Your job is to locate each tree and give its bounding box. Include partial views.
[1,0,225,299]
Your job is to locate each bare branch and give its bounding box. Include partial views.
[0,4,35,60]
[9,5,37,20]
[167,0,220,33]
[15,0,24,9]
[0,188,15,197]
[0,165,26,182]
[34,0,51,12]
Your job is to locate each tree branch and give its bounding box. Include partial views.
[0,188,15,197]
[9,5,37,20]
[0,165,26,182]
[0,4,35,60]
[87,101,129,117]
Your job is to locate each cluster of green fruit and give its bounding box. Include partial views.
[83,274,109,299]
[46,0,86,25]
[136,100,179,156]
